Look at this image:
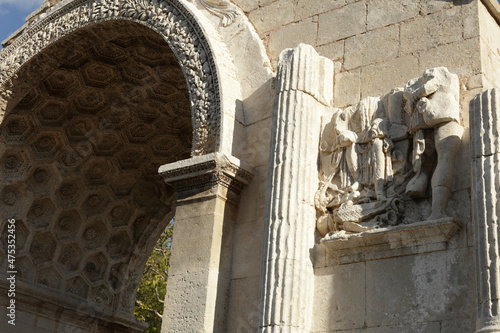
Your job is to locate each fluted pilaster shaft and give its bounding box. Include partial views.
[471,88,500,333]
[258,44,333,333]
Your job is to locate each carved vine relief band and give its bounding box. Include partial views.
[316,67,463,236]
[0,0,221,155]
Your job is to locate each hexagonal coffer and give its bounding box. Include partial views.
[82,63,116,87]
[92,132,123,156]
[84,159,113,186]
[27,198,56,229]
[73,89,107,115]
[14,88,43,110]
[55,178,84,209]
[0,185,28,215]
[65,118,94,142]
[36,101,68,127]
[58,243,82,272]
[83,252,108,283]
[109,201,133,228]
[43,69,78,97]
[117,148,146,170]
[27,165,55,194]
[81,220,107,249]
[0,149,30,181]
[106,231,132,260]
[134,45,167,67]
[16,257,35,282]
[125,123,155,144]
[90,284,114,307]
[1,115,34,143]
[29,232,56,264]
[1,219,29,253]
[81,192,110,217]
[53,40,88,69]
[92,43,127,64]
[66,276,89,299]
[36,266,62,289]
[54,210,81,240]
[30,131,63,159]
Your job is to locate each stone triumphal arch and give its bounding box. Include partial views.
[0,0,266,331]
[2,0,500,332]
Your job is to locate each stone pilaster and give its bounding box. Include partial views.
[258,44,334,333]
[159,153,252,333]
[470,88,500,333]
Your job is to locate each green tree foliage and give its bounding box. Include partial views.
[134,219,174,332]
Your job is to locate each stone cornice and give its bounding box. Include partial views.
[158,152,253,201]
[317,219,462,266]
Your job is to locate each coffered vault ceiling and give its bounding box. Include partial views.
[0,20,191,314]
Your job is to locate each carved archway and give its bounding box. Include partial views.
[0,0,231,155]
[0,0,270,331]
[0,15,206,333]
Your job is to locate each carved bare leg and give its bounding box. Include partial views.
[406,152,434,199]
[406,130,432,198]
[428,121,463,220]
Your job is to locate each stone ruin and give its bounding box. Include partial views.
[0,0,499,333]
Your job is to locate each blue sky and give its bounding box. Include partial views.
[0,0,42,47]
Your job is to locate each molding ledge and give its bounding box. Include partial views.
[158,152,253,203]
[317,219,461,265]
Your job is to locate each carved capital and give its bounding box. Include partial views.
[158,152,253,203]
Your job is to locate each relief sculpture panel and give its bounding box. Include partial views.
[316,67,463,237]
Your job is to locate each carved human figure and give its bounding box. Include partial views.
[403,67,463,220]
[351,97,393,201]
[317,108,360,212]
[365,117,393,201]
[316,97,400,235]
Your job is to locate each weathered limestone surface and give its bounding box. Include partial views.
[318,1,366,44]
[399,7,463,55]
[360,55,420,98]
[268,18,318,62]
[334,69,361,108]
[367,0,419,30]
[479,1,500,90]
[344,25,400,70]
[313,247,475,333]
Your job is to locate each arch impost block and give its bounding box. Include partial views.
[158,152,253,202]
